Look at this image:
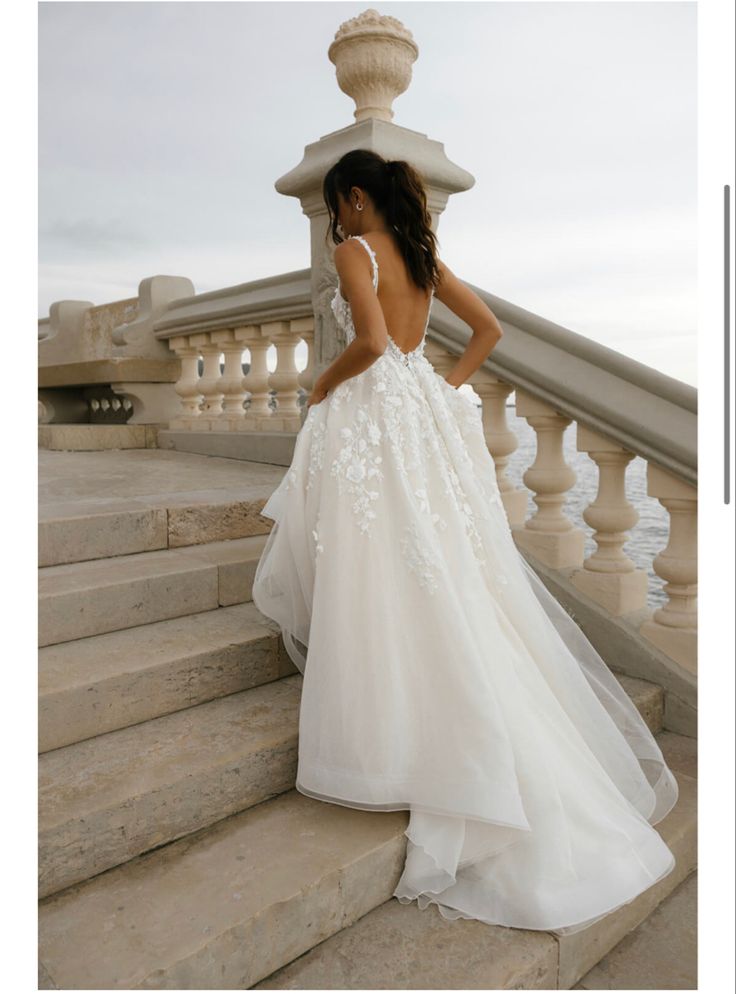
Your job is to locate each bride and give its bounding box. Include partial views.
[252,148,678,935]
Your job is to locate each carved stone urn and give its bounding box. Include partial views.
[327,8,419,122]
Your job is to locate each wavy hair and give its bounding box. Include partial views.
[322,149,440,293]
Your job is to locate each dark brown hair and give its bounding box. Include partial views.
[322,149,440,292]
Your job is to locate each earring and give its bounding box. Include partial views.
[356,203,363,212]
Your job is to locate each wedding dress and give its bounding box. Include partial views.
[251,234,678,935]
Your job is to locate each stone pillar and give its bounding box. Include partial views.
[274,7,475,385]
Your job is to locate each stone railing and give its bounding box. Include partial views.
[38,267,697,723]
[38,276,194,427]
[155,271,316,435]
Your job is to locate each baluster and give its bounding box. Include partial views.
[212,329,247,429]
[192,337,224,429]
[639,463,698,674]
[240,327,272,427]
[469,375,527,525]
[570,425,648,614]
[169,336,203,429]
[264,320,302,431]
[295,316,315,403]
[512,390,585,568]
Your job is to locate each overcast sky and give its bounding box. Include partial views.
[38,1,697,385]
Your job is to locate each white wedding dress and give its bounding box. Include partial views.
[252,234,678,935]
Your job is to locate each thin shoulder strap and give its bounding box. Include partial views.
[349,235,379,290]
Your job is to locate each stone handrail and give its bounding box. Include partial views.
[430,284,697,487]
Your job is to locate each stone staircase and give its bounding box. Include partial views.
[38,480,697,990]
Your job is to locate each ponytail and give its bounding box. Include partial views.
[323,149,440,293]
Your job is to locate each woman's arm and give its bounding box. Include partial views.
[434,260,503,388]
[307,241,387,406]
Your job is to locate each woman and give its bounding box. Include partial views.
[252,149,678,935]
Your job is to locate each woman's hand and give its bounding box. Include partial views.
[306,381,330,408]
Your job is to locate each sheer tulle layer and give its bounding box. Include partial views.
[251,350,679,933]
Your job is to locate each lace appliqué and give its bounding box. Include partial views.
[400,520,443,594]
[329,408,384,534]
[311,512,325,556]
[414,486,448,532]
[305,418,327,492]
[328,377,355,411]
[282,467,299,493]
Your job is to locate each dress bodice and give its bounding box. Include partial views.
[330,234,434,367]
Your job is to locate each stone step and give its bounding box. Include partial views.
[39,490,273,567]
[39,602,298,752]
[37,731,696,991]
[611,673,664,735]
[38,534,269,647]
[39,674,302,899]
[40,620,652,759]
[37,668,663,900]
[572,870,697,989]
[252,731,697,991]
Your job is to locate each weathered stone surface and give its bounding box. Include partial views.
[181,534,269,605]
[38,536,268,646]
[167,499,272,547]
[39,675,303,898]
[37,961,57,990]
[616,673,663,734]
[39,602,296,751]
[255,895,558,990]
[38,424,150,450]
[574,870,696,990]
[656,729,697,780]
[39,503,168,566]
[38,791,408,990]
[38,447,284,505]
[38,546,220,646]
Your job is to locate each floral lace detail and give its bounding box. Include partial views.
[282,466,299,494]
[414,486,448,531]
[329,407,384,534]
[311,512,325,556]
[325,235,504,566]
[305,418,327,492]
[400,520,443,594]
[436,377,506,516]
[328,377,355,411]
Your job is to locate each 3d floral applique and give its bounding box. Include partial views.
[283,466,299,493]
[414,486,448,532]
[305,419,327,492]
[330,408,384,534]
[399,520,442,594]
[311,513,325,556]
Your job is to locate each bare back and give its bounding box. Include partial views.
[348,231,433,356]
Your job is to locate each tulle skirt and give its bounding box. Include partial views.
[252,353,678,934]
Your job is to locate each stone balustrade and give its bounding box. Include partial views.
[167,316,315,434]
